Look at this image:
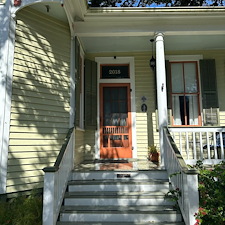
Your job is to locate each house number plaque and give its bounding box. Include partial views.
[141,103,147,112]
[101,64,129,79]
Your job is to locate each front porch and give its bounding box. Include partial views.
[42,127,202,225]
[74,158,161,171]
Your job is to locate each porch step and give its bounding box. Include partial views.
[57,170,184,224]
[72,170,168,180]
[64,191,172,206]
[57,223,185,225]
[59,205,182,222]
[68,179,169,192]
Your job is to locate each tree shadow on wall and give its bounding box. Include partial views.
[7,6,71,194]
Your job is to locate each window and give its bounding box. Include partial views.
[170,61,201,126]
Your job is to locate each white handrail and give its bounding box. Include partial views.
[163,127,199,225]
[42,128,74,225]
[169,127,225,165]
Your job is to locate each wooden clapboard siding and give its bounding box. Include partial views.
[7,7,70,193]
[84,130,96,161]
[220,111,225,126]
[134,53,156,158]
[136,113,148,160]
[74,130,85,166]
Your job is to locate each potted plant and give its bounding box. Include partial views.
[148,145,159,162]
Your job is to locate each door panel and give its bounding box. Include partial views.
[100,83,132,159]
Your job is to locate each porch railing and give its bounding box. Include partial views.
[42,127,74,225]
[163,127,199,225]
[169,127,225,165]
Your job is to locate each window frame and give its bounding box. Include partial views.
[169,60,202,127]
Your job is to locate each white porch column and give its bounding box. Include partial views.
[0,1,16,194]
[155,33,168,167]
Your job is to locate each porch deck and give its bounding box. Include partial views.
[74,159,163,171]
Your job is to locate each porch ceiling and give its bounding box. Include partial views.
[29,1,225,53]
[80,34,225,53]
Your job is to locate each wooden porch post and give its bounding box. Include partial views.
[155,33,168,167]
[0,2,16,194]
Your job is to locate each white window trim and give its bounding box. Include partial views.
[94,57,137,159]
[166,55,203,61]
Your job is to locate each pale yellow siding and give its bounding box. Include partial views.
[84,130,96,161]
[74,130,85,166]
[7,7,71,193]
[136,113,148,160]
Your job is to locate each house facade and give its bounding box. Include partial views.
[0,0,225,198]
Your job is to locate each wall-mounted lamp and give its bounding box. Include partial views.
[45,5,50,13]
[14,0,22,6]
[149,39,156,71]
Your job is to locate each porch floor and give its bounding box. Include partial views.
[74,159,163,171]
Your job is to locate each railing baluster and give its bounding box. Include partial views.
[220,132,224,159]
[179,132,182,156]
[213,132,217,159]
[200,132,203,159]
[193,132,197,160]
[186,132,189,159]
[206,132,211,159]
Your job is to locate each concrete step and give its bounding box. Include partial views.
[68,179,169,192]
[57,170,183,224]
[57,222,185,225]
[64,191,173,206]
[59,205,182,222]
[72,170,168,181]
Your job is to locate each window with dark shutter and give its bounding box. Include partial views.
[84,59,97,129]
[166,60,172,125]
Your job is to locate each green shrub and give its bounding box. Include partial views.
[0,190,42,225]
[194,161,225,225]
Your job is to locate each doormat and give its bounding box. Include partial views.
[94,159,129,163]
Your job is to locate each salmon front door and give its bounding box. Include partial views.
[100,83,132,159]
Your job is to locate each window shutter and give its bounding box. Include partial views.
[84,59,97,129]
[75,37,81,127]
[165,60,172,125]
[200,59,219,126]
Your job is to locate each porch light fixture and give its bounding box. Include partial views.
[14,0,22,6]
[45,5,50,13]
[150,39,156,71]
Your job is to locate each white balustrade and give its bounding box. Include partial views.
[169,127,225,165]
[42,128,74,225]
[163,127,199,225]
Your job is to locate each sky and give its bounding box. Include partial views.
[88,0,224,7]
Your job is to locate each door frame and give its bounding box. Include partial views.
[95,57,136,159]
